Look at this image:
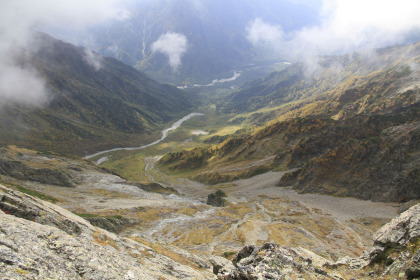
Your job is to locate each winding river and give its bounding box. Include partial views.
[84,112,203,160]
[177,71,241,89]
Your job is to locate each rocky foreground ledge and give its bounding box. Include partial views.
[0,184,213,279]
[213,203,420,280]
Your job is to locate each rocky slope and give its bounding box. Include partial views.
[0,184,213,279]
[280,121,420,202]
[215,203,420,279]
[0,145,401,271]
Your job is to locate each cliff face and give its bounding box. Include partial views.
[215,203,420,280]
[0,184,213,280]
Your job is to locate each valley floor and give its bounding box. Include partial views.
[19,160,402,261]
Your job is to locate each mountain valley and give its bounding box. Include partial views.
[0,145,410,278]
[1,2,420,279]
[0,33,192,156]
[157,43,420,202]
[82,0,320,84]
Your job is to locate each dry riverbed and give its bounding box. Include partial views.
[97,167,401,260]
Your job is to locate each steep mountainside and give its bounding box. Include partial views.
[158,43,420,202]
[280,121,420,201]
[0,33,192,155]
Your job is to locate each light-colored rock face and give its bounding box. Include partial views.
[360,203,420,279]
[0,212,151,280]
[373,203,420,246]
[216,243,341,280]
[215,204,420,280]
[0,185,214,280]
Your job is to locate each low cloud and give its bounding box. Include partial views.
[83,48,103,71]
[246,18,283,48]
[247,0,420,67]
[0,0,130,106]
[0,60,48,107]
[151,32,188,71]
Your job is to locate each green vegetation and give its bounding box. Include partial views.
[222,251,237,259]
[160,147,213,170]
[5,184,59,203]
[136,182,178,195]
[97,108,246,182]
[73,212,100,219]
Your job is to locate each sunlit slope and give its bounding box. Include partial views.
[0,33,192,155]
[223,43,420,114]
[159,43,420,202]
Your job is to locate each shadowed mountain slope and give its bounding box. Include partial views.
[0,33,192,155]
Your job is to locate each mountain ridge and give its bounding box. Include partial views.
[0,33,193,156]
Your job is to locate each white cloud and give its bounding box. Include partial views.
[247,0,420,63]
[0,0,130,106]
[291,0,420,56]
[246,18,283,47]
[83,48,103,71]
[0,60,47,107]
[151,32,188,71]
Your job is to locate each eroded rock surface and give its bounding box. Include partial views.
[0,185,213,279]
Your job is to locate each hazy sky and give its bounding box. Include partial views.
[1,0,420,105]
[247,0,420,59]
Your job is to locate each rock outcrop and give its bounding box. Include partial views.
[85,216,141,233]
[216,243,341,279]
[358,202,420,278]
[0,184,213,279]
[215,203,420,279]
[0,156,76,187]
